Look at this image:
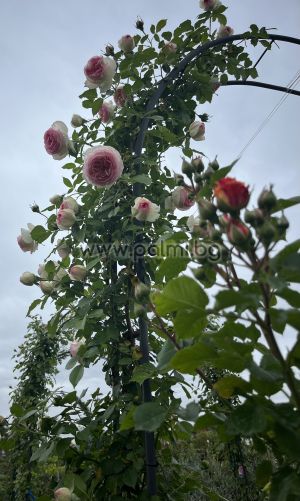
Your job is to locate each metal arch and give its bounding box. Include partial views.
[132,33,300,497]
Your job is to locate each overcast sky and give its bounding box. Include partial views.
[0,0,299,416]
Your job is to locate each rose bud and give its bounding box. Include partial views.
[199,0,221,11]
[54,487,72,501]
[209,156,219,171]
[171,186,195,211]
[163,42,177,55]
[217,25,234,38]
[70,340,83,358]
[134,281,150,303]
[189,121,205,141]
[56,208,76,230]
[118,35,135,53]
[44,121,69,160]
[198,198,217,221]
[277,214,289,231]
[83,145,124,187]
[40,281,55,295]
[71,114,85,128]
[258,187,277,212]
[57,239,71,259]
[219,214,231,229]
[131,197,160,222]
[60,196,79,214]
[69,264,87,281]
[17,224,38,253]
[214,177,250,213]
[192,156,205,173]
[256,221,276,246]
[20,272,36,286]
[99,101,115,123]
[49,194,63,206]
[227,218,251,248]
[244,208,264,227]
[114,86,128,107]
[181,158,194,177]
[175,174,185,186]
[136,18,144,31]
[187,214,201,233]
[38,263,48,279]
[211,78,221,92]
[31,203,40,213]
[54,265,68,283]
[84,55,116,91]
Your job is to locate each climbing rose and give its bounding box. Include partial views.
[20,272,36,286]
[118,35,135,52]
[56,208,76,230]
[214,177,250,212]
[99,101,115,123]
[44,121,69,160]
[227,217,250,246]
[163,42,177,55]
[187,214,201,233]
[17,224,38,253]
[83,146,124,187]
[189,121,205,141]
[49,194,63,206]
[84,56,116,91]
[60,196,79,214]
[171,186,195,211]
[114,86,127,107]
[217,25,234,38]
[54,487,72,501]
[69,265,87,281]
[40,281,55,295]
[70,340,83,358]
[199,0,221,11]
[131,197,160,222]
[71,114,85,128]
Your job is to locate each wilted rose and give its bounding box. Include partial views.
[56,208,76,230]
[189,121,205,141]
[214,177,250,212]
[131,197,160,222]
[44,121,69,160]
[114,86,127,107]
[118,35,135,52]
[84,56,116,91]
[83,145,124,187]
[17,224,38,253]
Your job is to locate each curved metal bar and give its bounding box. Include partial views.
[132,32,300,496]
[222,80,300,96]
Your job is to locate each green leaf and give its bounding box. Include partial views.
[10,403,24,417]
[156,19,167,32]
[170,343,216,374]
[63,177,73,188]
[65,358,77,370]
[213,375,250,398]
[157,340,176,370]
[215,289,260,311]
[177,402,200,422]
[226,400,268,436]
[130,174,152,186]
[69,365,84,387]
[30,225,51,244]
[174,309,207,339]
[277,288,300,307]
[134,402,167,432]
[131,363,156,384]
[272,196,300,213]
[255,460,272,488]
[154,276,208,316]
[26,299,41,317]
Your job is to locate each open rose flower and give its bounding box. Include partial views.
[54,487,72,501]
[56,208,76,230]
[60,196,79,214]
[189,121,205,141]
[199,0,221,11]
[84,55,116,91]
[17,224,38,253]
[44,121,69,160]
[114,86,127,108]
[227,217,251,247]
[163,42,177,55]
[83,145,124,187]
[118,35,135,53]
[170,186,195,211]
[99,101,115,123]
[131,197,160,222]
[214,177,250,213]
[217,25,234,38]
[70,340,84,358]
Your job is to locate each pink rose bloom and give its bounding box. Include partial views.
[69,264,87,281]
[189,121,205,141]
[114,86,127,108]
[17,223,38,253]
[171,186,195,211]
[217,25,234,38]
[44,121,69,160]
[54,487,72,501]
[84,56,116,91]
[99,101,115,123]
[118,35,135,53]
[56,208,76,230]
[60,196,79,214]
[131,197,160,222]
[83,145,124,187]
[70,340,83,358]
[199,0,221,11]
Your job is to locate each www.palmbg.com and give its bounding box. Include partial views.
[80,241,227,263]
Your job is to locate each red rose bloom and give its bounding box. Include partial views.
[214,177,250,212]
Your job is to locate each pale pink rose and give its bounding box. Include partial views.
[57,239,70,259]
[60,196,79,214]
[187,215,201,232]
[69,264,87,281]
[99,101,115,123]
[44,121,69,160]
[163,42,177,55]
[54,487,72,501]
[118,35,135,53]
[171,186,195,211]
[83,145,124,187]
[38,263,48,279]
[40,281,55,295]
[84,56,116,91]
[114,86,127,108]
[217,25,234,38]
[20,272,36,286]
[131,197,160,222]
[71,114,85,128]
[70,340,83,358]
[56,208,76,230]
[189,121,205,141]
[17,223,38,253]
[199,0,221,11]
